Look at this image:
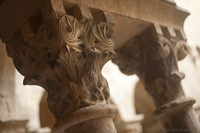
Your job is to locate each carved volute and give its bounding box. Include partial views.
[3,0,117,132]
[12,14,116,119]
[113,25,200,133]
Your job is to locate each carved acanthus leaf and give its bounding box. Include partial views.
[92,23,115,52]
[59,15,83,52]
[12,14,116,119]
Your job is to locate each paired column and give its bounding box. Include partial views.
[4,0,117,133]
[113,25,200,133]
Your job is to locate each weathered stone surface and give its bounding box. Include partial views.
[64,0,188,29]
[0,42,17,119]
[0,120,28,133]
[135,81,163,133]
[0,0,199,132]
[113,25,200,133]
[0,41,28,133]
[0,0,118,132]
[40,91,56,132]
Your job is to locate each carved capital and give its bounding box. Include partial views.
[7,3,116,122]
[113,25,189,106]
[112,25,200,133]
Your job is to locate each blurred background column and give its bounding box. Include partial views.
[0,40,28,133]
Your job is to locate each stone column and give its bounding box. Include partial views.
[0,41,28,133]
[3,0,118,133]
[113,25,200,133]
[0,41,16,124]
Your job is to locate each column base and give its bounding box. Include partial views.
[54,104,118,133]
[0,118,28,133]
[153,97,200,133]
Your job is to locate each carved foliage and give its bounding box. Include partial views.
[12,15,116,119]
[112,27,187,106]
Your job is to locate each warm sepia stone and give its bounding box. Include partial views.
[0,0,118,132]
[12,14,116,120]
[113,25,200,133]
[0,0,200,133]
[0,43,16,120]
[135,80,163,133]
[0,42,28,133]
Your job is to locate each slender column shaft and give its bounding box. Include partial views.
[0,42,28,133]
[113,25,200,133]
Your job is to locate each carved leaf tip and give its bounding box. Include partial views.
[59,15,84,52]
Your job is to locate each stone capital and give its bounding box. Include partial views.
[112,24,200,133]
[3,0,118,132]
